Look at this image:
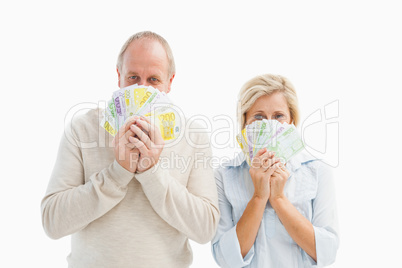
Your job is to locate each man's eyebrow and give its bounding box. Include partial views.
[148,74,163,79]
[126,72,139,75]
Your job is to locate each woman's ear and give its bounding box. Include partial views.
[288,114,293,125]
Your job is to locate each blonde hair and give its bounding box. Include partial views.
[116,31,176,77]
[237,74,300,130]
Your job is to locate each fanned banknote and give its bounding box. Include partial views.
[145,105,181,141]
[101,84,181,140]
[236,119,304,165]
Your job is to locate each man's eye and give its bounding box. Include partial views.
[129,76,138,80]
[150,77,158,82]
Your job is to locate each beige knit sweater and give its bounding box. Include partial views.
[41,108,220,268]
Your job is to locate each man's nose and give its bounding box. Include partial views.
[142,81,151,87]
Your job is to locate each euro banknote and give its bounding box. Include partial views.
[101,84,181,140]
[236,119,304,165]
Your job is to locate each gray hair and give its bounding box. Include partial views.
[116,31,176,77]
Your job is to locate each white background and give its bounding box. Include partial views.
[1,0,401,267]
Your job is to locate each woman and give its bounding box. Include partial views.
[211,74,339,267]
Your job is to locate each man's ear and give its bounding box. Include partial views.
[117,67,121,88]
[166,73,175,93]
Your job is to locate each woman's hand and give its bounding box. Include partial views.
[249,148,280,202]
[268,163,317,261]
[236,148,280,258]
[269,163,291,203]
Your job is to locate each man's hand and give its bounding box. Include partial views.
[128,116,165,173]
[112,116,141,173]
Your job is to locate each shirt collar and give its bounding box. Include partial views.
[222,152,247,167]
[286,149,318,172]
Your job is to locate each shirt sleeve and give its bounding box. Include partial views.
[305,161,340,267]
[211,168,255,268]
[134,131,220,244]
[41,117,134,239]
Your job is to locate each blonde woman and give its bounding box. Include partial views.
[211,74,339,267]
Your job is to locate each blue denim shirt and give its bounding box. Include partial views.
[211,150,339,267]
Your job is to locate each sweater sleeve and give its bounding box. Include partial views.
[135,131,220,244]
[41,119,134,239]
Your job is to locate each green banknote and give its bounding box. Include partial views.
[236,119,304,165]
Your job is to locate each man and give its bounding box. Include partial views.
[41,31,220,267]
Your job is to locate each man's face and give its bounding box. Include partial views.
[117,38,174,93]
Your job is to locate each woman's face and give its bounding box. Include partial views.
[245,92,292,126]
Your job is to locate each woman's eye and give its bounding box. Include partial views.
[254,115,265,120]
[274,114,284,120]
